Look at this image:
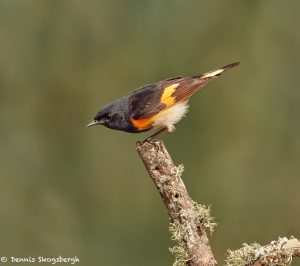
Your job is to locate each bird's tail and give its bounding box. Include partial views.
[194,61,240,79]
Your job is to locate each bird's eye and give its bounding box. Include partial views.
[106,113,112,120]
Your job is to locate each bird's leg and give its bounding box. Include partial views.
[144,126,175,142]
[144,128,169,142]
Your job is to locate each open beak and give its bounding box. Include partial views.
[86,120,101,128]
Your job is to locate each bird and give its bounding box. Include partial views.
[87,62,239,141]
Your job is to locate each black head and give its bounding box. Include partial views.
[86,99,130,131]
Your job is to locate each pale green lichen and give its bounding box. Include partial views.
[175,164,185,178]
[179,208,194,219]
[169,205,215,266]
[167,163,216,265]
[160,175,172,183]
[169,220,186,241]
[160,164,184,184]
[168,186,180,198]
[169,221,189,266]
[225,243,261,266]
[193,200,217,234]
[169,245,189,266]
[225,237,296,266]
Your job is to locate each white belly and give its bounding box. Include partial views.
[152,101,189,131]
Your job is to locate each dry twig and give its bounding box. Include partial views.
[136,140,217,266]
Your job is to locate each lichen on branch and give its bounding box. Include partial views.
[225,237,300,266]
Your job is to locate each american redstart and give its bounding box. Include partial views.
[87,62,239,141]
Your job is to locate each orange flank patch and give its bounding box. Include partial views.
[161,83,179,107]
[131,116,155,130]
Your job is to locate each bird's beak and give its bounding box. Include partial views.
[86,120,101,128]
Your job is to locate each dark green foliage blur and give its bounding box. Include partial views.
[0,1,299,265]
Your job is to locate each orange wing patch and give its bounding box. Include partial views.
[160,83,179,107]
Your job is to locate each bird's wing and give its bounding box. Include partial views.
[129,62,240,120]
[129,77,210,120]
[128,83,167,119]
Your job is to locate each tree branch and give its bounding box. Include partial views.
[136,140,217,266]
[226,237,300,266]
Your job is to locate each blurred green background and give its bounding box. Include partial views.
[0,1,299,265]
